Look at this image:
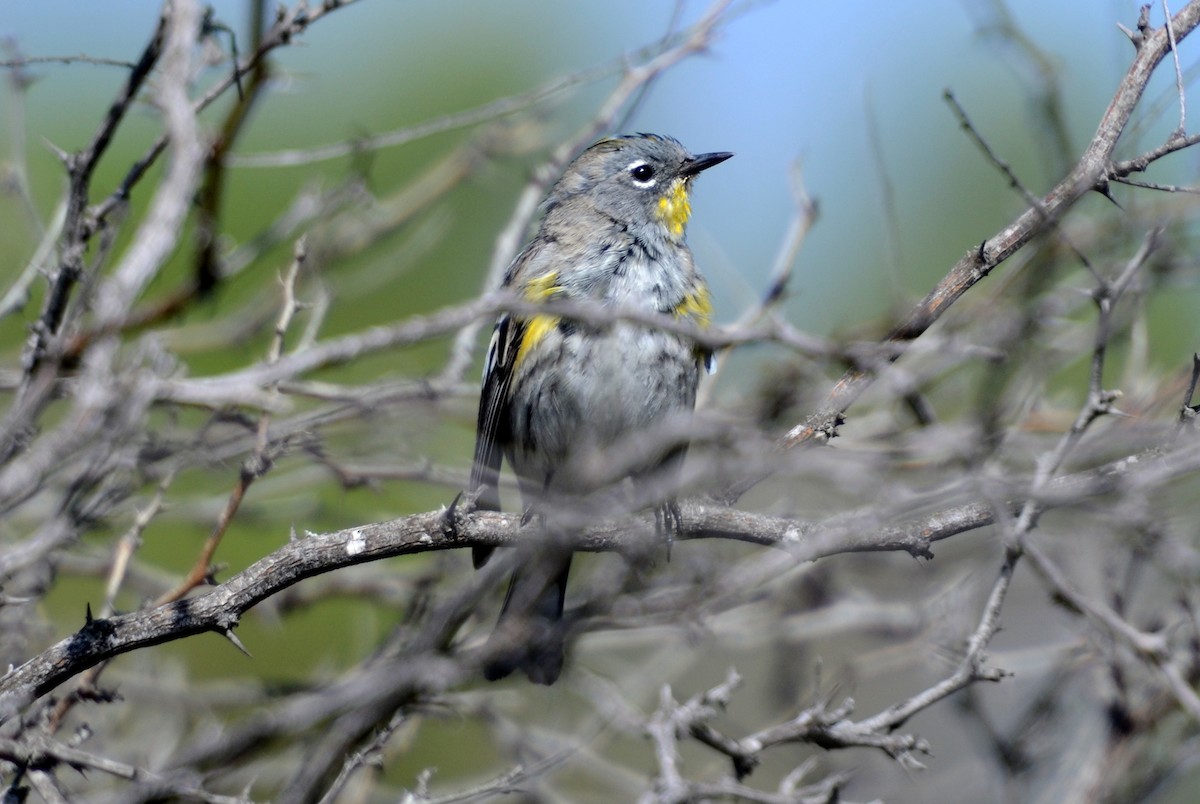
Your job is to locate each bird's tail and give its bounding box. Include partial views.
[482,552,572,685]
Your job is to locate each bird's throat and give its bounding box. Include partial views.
[656,179,692,239]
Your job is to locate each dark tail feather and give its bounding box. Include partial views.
[471,485,502,569]
[482,553,572,685]
[472,545,494,569]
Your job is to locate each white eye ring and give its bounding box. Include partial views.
[627,160,657,187]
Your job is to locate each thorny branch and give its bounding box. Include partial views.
[4,428,1200,724]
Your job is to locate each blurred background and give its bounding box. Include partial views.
[3,1,1200,801]
[7,1,1192,339]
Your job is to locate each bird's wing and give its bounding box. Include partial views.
[469,311,521,568]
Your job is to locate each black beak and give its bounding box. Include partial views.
[680,151,733,177]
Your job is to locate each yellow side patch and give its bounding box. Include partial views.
[673,287,713,327]
[516,314,559,367]
[675,288,716,373]
[515,272,564,367]
[656,179,692,239]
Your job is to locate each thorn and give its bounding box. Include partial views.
[221,628,253,658]
[289,524,299,542]
[1096,181,1123,209]
[85,602,94,625]
[443,491,464,534]
[43,136,70,165]
[977,240,988,264]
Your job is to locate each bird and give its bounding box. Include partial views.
[469,133,732,684]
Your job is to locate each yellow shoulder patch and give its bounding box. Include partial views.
[523,271,562,301]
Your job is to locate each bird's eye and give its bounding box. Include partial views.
[629,163,655,183]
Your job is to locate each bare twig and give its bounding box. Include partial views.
[1164,0,1188,135]
[0,54,138,70]
[155,237,307,605]
[0,736,250,803]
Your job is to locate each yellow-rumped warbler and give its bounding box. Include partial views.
[470,133,731,684]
